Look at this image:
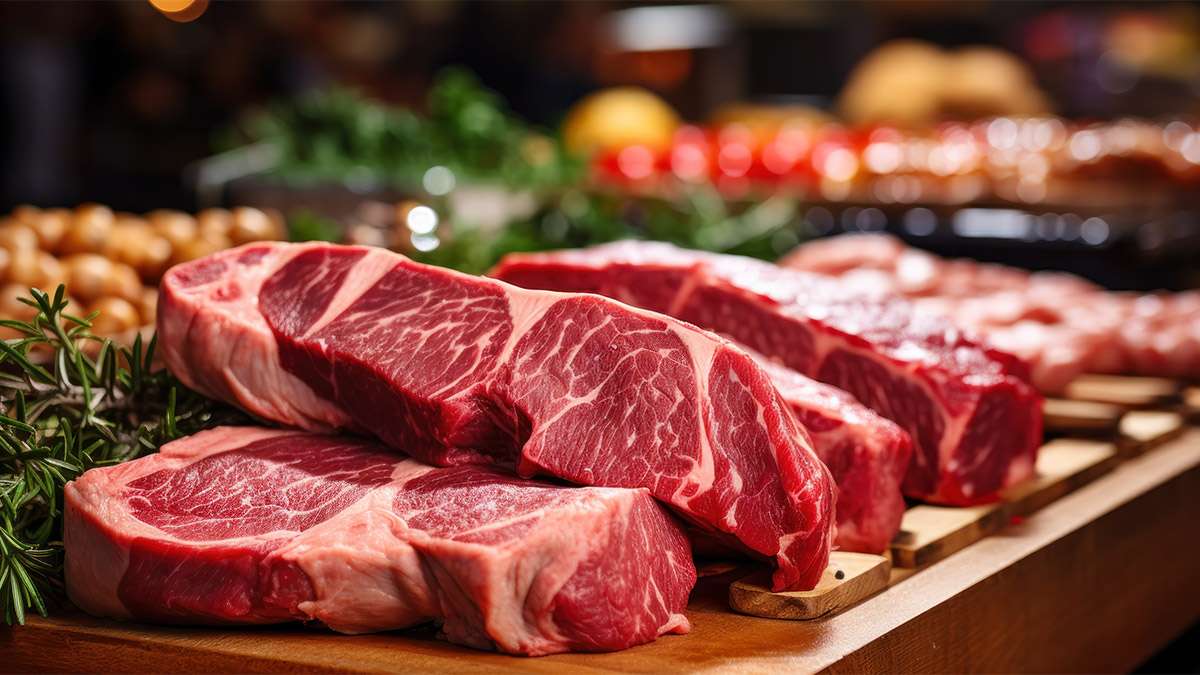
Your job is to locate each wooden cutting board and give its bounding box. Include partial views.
[1064,374,1182,408]
[7,429,1200,674]
[2,374,1191,672]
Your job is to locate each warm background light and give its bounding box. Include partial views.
[149,0,208,23]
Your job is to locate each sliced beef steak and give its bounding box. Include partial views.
[158,243,835,591]
[65,427,694,655]
[748,353,911,553]
[491,241,1043,506]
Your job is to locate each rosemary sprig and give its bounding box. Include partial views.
[0,285,244,625]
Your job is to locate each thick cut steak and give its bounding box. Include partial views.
[491,241,1043,506]
[749,353,911,553]
[158,242,835,591]
[65,427,695,655]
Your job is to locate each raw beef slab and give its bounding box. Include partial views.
[158,242,835,591]
[749,353,911,553]
[65,427,695,656]
[492,241,1043,506]
[781,233,1200,389]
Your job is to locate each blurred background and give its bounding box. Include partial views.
[2,0,1200,338]
[8,1,1200,206]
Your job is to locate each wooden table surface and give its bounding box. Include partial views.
[6,429,1200,674]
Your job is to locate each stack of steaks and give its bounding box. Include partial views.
[492,241,1043,507]
[65,239,1043,656]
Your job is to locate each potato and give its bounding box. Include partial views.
[0,247,10,283]
[42,253,68,291]
[129,233,172,281]
[8,250,66,291]
[171,236,226,264]
[197,208,234,242]
[113,212,143,226]
[6,252,40,287]
[10,204,41,225]
[88,296,140,337]
[63,254,114,304]
[0,283,38,320]
[138,287,158,325]
[150,213,196,261]
[0,223,39,254]
[75,203,115,226]
[0,280,37,341]
[106,262,143,302]
[29,209,70,252]
[264,209,287,240]
[230,207,278,244]
[60,205,115,255]
[147,208,194,237]
[60,295,85,320]
[109,222,171,279]
[108,222,146,263]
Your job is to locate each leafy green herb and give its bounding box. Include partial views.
[288,209,342,244]
[235,68,582,191]
[0,286,244,625]
[410,186,807,274]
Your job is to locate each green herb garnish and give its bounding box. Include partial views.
[0,286,242,625]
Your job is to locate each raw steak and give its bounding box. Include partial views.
[748,352,911,553]
[491,241,1043,506]
[779,234,1200,389]
[65,427,695,655]
[158,242,836,591]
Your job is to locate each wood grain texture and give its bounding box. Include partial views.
[6,433,1200,674]
[1066,374,1182,408]
[729,553,890,620]
[1120,410,1186,455]
[890,438,1118,569]
[890,503,1005,569]
[1043,397,1123,436]
[1001,438,1119,516]
[829,428,1200,674]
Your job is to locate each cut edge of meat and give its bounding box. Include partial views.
[748,351,912,553]
[64,426,696,656]
[156,243,355,433]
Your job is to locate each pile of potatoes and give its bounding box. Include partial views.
[0,204,285,339]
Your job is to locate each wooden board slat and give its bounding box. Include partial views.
[890,503,1006,569]
[728,552,890,620]
[1043,398,1123,436]
[1065,374,1182,408]
[1001,438,1120,516]
[8,430,1199,674]
[890,438,1119,569]
[1120,410,1187,455]
[831,432,1200,674]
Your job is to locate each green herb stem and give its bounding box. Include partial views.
[0,285,243,625]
